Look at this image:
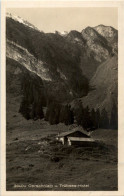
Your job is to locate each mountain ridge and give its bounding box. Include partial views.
[6,13,118,128]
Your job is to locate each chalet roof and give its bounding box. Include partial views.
[58,129,90,138]
[68,137,94,142]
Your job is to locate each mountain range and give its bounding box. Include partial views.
[6,13,118,128]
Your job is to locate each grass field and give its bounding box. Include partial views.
[6,95,118,191]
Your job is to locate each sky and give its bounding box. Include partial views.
[7,8,118,33]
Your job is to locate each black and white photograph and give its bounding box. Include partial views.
[2,1,120,193]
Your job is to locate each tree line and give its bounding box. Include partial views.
[74,102,118,130]
[19,72,45,121]
[18,73,118,130]
[19,96,118,130]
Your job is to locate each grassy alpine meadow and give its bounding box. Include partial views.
[6,98,118,191]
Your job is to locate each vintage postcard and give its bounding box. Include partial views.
[1,0,124,195]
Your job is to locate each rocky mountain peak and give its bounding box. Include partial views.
[6,12,39,31]
[81,26,99,40]
[6,14,118,121]
[66,30,85,43]
[94,25,118,42]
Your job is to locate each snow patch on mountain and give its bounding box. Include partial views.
[55,31,68,36]
[6,13,39,31]
[60,31,68,35]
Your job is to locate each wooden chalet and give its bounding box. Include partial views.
[56,129,94,146]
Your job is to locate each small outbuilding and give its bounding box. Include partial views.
[56,129,94,146]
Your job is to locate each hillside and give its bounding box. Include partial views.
[73,55,118,113]
[6,13,118,129]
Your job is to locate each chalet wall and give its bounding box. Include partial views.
[67,131,89,138]
[70,141,97,147]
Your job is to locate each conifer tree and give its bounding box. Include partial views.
[100,108,109,129]
[74,102,84,126]
[110,103,118,129]
[82,106,92,130]
[59,105,74,125]
[90,108,97,128]
[96,108,101,128]
[19,98,31,120]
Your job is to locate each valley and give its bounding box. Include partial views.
[6,12,118,191]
